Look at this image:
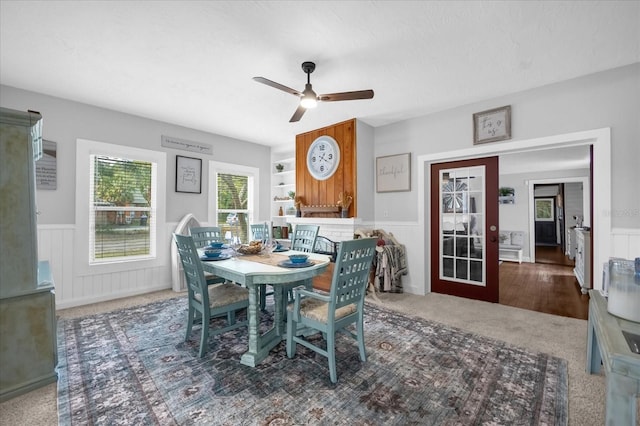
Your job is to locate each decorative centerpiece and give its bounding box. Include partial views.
[237,240,263,255]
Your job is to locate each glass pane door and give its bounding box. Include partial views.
[439,166,485,286]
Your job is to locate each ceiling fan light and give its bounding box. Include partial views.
[300,84,317,109]
[300,95,317,109]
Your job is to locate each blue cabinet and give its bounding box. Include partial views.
[0,108,57,401]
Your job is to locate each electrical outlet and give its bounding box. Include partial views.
[383,210,389,218]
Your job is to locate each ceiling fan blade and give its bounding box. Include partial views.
[289,105,307,122]
[253,77,301,97]
[318,89,374,102]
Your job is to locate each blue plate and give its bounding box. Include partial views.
[208,243,229,249]
[278,260,314,268]
[273,247,289,252]
[200,254,232,261]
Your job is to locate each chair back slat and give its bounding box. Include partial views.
[291,224,320,253]
[330,238,377,311]
[173,234,208,305]
[250,223,269,241]
[190,226,223,248]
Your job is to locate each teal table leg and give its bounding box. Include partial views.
[241,280,260,367]
[273,284,285,337]
[586,317,602,374]
[606,373,638,426]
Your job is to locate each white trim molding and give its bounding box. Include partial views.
[418,127,611,294]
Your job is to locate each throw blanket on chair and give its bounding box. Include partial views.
[374,244,408,293]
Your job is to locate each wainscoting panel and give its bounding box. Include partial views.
[367,221,421,294]
[611,228,640,260]
[40,222,635,308]
[37,225,75,304]
[37,224,174,309]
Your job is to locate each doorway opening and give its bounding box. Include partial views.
[418,128,610,319]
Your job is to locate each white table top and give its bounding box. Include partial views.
[200,249,330,283]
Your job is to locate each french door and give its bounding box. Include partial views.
[430,157,499,303]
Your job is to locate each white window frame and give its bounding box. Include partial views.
[75,139,166,275]
[208,161,259,228]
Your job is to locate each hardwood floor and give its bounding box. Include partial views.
[499,257,589,320]
[534,244,575,266]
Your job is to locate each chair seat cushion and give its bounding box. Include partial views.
[195,283,248,307]
[294,298,356,323]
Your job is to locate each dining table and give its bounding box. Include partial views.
[199,248,330,367]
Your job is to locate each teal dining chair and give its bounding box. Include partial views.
[250,223,269,241]
[189,226,226,286]
[274,224,322,313]
[190,226,224,248]
[173,233,249,358]
[286,237,377,383]
[290,224,319,253]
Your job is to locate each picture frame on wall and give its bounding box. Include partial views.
[376,153,411,192]
[175,155,202,193]
[473,105,511,145]
[535,198,555,221]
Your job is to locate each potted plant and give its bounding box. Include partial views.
[288,190,295,200]
[275,163,284,173]
[499,187,515,204]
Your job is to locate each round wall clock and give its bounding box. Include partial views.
[306,135,340,181]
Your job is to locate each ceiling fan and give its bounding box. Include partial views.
[253,61,374,122]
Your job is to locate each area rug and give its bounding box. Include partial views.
[56,297,568,425]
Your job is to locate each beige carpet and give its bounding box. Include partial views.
[0,289,623,425]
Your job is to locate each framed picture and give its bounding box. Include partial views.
[376,153,411,192]
[535,198,554,221]
[175,155,202,193]
[473,105,511,144]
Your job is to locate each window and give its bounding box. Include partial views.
[208,161,259,244]
[90,155,155,261]
[76,139,166,270]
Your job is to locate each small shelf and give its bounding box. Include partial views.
[274,183,295,189]
[272,152,296,226]
[274,157,295,165]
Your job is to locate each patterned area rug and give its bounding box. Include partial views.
[57,296,568,425]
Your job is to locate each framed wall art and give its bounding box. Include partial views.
[36,140,57,190]
[376,153,411,192]
[535,198,555,221]
[473,105,511,145]
[175,155,202,193]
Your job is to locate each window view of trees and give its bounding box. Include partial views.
[217,173,250,242]
[92,155,154,259]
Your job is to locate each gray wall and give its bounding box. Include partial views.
[2,63,637,233]
[0,85,272,225]
[373,63,640,229]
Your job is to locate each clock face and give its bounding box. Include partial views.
[306,136,340,181]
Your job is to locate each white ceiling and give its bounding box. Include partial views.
[1,1,638,155]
